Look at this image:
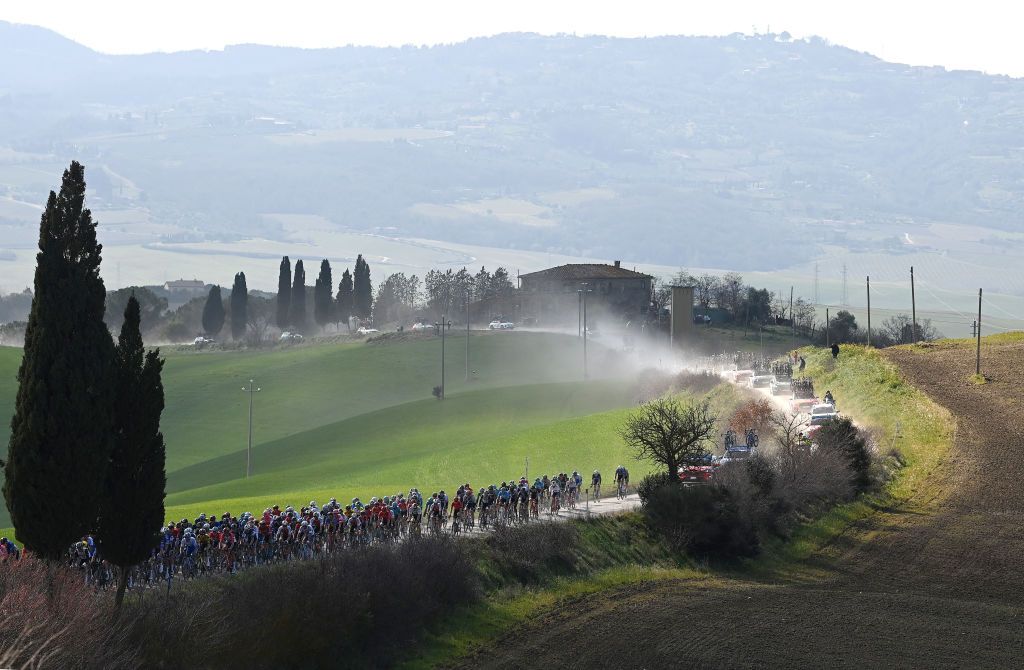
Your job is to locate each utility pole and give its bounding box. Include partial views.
[789,285,794,348]
[976,288,982,375]
[439,283,449,399]
[577,290,582,337]
[825,307,830,348]
[910,266,918,344]
[814,263,820,304]
[242,379,261,478]
[866,276,872,347]
[465,286,471,382]
[579,282,592,379]
[842,263,848,306]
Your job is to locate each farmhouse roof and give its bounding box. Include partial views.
[165,279,206,289]
[519,263,651,281]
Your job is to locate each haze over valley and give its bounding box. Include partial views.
[2,21,1024,333]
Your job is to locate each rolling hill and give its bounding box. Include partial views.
[0,331,647,530]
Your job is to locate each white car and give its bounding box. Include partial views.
[770,379,793,396]
[488,321,515,330]
[807,403,838,426]
[279,331,303,342]
[411,322,430,332]
[356,327,380,335]
[748,373,773,389]
[193,336,214,346]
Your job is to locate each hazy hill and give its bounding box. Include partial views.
[2,23,1023,269]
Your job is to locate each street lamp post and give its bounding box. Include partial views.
[241,379,261,478]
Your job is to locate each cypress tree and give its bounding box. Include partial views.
[353,254,374,320]
[337,269,353,330]
[98,295,166,607]
[230,272,248,340]
[276,256,291,329]
[201,285,225,337]
[314,259,334,329]
[3,161,115,559]
[290,259,307,331]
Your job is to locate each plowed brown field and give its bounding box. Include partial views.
[452,339,1024,669]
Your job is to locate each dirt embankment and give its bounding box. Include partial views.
[449,339,1024,669]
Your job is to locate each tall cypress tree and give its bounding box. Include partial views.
[201,285,225,337]
[230,272,248,340]
[353,254,373,320]
[276,256,291,329]
[98,295,166,607]
[3,161,115,559]
[337,269,353,330]
[314,259,334,329]
[290,259,307,331]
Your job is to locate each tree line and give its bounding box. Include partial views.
[658,268,941,347]
[2,162,166,607]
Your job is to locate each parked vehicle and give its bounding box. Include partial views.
[356,327,380,335]
[192,336,214,347]
[279,331,303,342]
[488,320,515,330]
[411,322,430,332]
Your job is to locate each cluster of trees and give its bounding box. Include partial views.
[659,269,811,327]
[421,266,515,317]
[659,268,941,347]
[2,163,166,606]
[817,309,941,347]
[272,254,374,333]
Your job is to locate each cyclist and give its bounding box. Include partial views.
[614,465,630,498]
[549,477,562,514]
[566,472,580,508]
[591,470,602,500]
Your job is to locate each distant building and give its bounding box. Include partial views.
[518,261,653,327]
[164,279,206,294]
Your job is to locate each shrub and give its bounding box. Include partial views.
[127,537,479,669]
[673,370,721,395]
[814,417,873,493]
[484,522,579,585]
[637,471,677,506]
[642,483,759,559]
[0,556,135,669]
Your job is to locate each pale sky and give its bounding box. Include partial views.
[3,0,1023,77]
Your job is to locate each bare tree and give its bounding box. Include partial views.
[246,297,272,347]
[693,273,720,310]
[620,397,717,478]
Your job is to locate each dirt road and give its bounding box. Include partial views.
[452,340,1024,669]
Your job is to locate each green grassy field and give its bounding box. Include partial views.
[0,331,649,532]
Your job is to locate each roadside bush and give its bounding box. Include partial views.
[0,556,135,669]
[715,456,790,539]
[642,482,759,559]
[637,471,677,506]
[484,522,579,585]
[815,417,873,493]
[127,537,479,669]
[673,370,720,395]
